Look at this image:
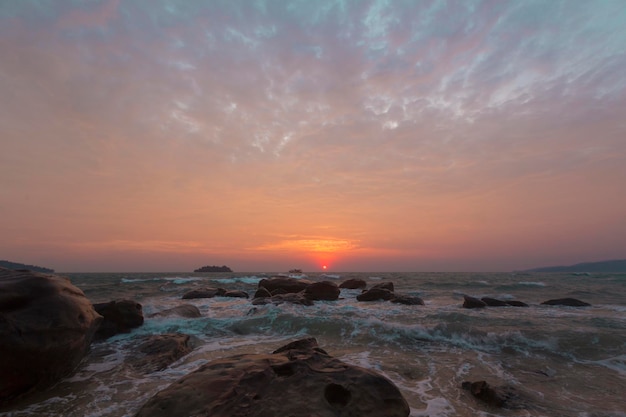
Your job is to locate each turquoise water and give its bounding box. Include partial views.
[3,272,625,416]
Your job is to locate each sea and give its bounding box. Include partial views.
[2,271,625,417]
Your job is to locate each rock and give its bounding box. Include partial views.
[339,278,367,289]
[182,287,226,299]
[356,288,394,302]
[371,281,395,292]
[462,295,487,309]
[391,294,424,305]
[506,300,529,307]
[481,297,509,307]
[461,380,520,409]
[93,299,144,339]
[269,293,315,306]
[223,290,249,299]
[258,277,312,294]
[541,298,591,307]
[148,304,202,318]
[135,337,410,417]
[129,333,195,373]
[252,287,272,299]
[0,268,102,405]
[304,281,340,301]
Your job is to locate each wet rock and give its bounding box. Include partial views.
[462,295,487,308]
[135,337,410,417]
[506,300,529,307]
[252,287,272,299]
[371,281,395,292]
[304,281,340,301]
[541,298,591,307]
[182,287,226,299]
[357,287,395,302]
[461,380,521,409]
[269,293,314,306]
[339,278,367,290]
[0,268,102,405]
[148,304,202,318]
[391,294,425,305]
[223,290,249,299]
[93,299,144,339]
[129,333,195,373]
[258,276,312,294]
[481,297,509,307]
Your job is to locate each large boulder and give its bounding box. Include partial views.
[258,276,312,295]
[135,337,410,417]
[339,278,367,289]
[0,268,102,405]
[481,297,509,307]
[541,298,591,307]
[93,299,144,339]
[461,380,522,409]
[391,294,424,305]
[304,281,340,301]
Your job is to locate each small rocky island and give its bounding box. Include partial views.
[0,260,54,273]
[193,265,233,273]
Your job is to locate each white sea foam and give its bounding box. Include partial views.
[518,281,546,287]
[211,276,263,284]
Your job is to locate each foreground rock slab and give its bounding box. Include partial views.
[0,268,102,405]
[135,337,410,417]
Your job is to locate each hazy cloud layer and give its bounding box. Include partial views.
[1,0,625,271]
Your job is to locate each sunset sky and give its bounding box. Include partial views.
[1,0,625,273]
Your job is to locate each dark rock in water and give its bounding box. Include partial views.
[270,293,315,306]
[461,380,521,409]
[462,295,487,308]
[253,287,272,299]
[129,333,195,373]
[391,294,425,305]
[182,287,226,299]
[0,268,102,405]
[148,304,202,318]
[541,298,591,307]
[481,297,509,307]
[357,287,394,302]
[304,281,340,301]
[258,276,312,294]
[339,278,367,289]
[371,281,395,292]
[223,290,249,299]
[506,300,529,307]
[93,299,144,339]
[135,337,410,417]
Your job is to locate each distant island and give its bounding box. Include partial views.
[0,260,55,273]
[194,265,233,273]
[523,259,626,273]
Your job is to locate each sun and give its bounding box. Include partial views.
[322,265,327,270]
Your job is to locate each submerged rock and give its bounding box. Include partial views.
[391,294,425,305]
[93,299,144,339]
[461,380,522,409]
[182,287,226,299]
[506,300,529,307]
[0,268,102,405]
[541,298,591,307]
[135,337,410,417]
[481,297,509,307]
[252,292,315,306]
[129,333,195,373]
[462,295,487,308]
[148,304,202,318]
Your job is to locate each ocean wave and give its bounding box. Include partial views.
[211,276,263,285]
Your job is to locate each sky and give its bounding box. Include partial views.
[1,0,625,273]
